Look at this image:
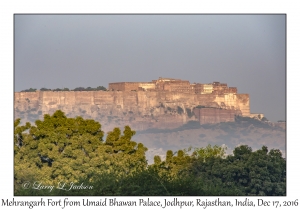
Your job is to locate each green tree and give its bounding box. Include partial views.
[96,86,107,91]
[104,126,148,176]
[14,110,147,192]
[193,144,227,162]
[40,88,52,91]
[152,149,193,179]
[15,111,104,186]
[73,87,85,91]
[21,88,36,92]
[189,145,286,196]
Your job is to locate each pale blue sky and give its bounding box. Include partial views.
[14,15,286,122]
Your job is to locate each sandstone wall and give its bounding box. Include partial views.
[193,108,237,125]
[109,82,156,91]
[14,90,250,131]
[236,94,250,116]
[139,83,155,90]
[108,82,125,91]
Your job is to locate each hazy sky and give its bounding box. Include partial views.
[14,15,286,122]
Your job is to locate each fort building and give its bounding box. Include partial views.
[15,77,255,131]
[109,77,238,95]
[193,107,239,125]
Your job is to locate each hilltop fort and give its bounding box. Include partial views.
[109,77,238,94]
[14,77,262,131]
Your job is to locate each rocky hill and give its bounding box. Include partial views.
[14,90,249,132]
[133,119,285,163]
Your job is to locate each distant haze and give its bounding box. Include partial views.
[14,15,286,122]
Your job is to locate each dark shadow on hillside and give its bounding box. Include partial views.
[137,116,285,135]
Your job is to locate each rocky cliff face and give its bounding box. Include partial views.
[14,90,250,132]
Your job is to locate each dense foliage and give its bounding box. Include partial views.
[20,86,107,92]
[14,111,286,196]
[73,86,107,91]
[20,88,37,92]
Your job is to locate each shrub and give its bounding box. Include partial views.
[177,106,184,114]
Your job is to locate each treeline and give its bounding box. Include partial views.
[14,110,286,196]
[20,86,107,92]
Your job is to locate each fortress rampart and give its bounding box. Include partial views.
[193,108,238,125]
[14,77,251,131]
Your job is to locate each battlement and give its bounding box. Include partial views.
[108,77,238,95]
